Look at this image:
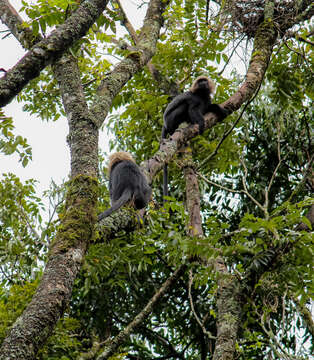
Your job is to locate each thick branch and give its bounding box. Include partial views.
[52,53,98,176]
[0,2,171,355]
[114,0,179,97]
[0,176,98,360]
[181,149,241,359]
[213,272,242,360]
[0,0,42,48]
[279,1,314,33]
[181,147,203,237]
[222,24,277,112]
[0,0,109,107]
[212,5,277,359]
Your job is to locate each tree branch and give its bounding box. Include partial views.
[291,293,314,339]
[212,258,242,360]
[279,1,314,34]
[114,0,175,93]
[143,0,278,188]
[181,147,203,237]
[188,269,216,340]
[52,53,98,176]
[114,0,139,43]
[0,0,42,48]
[97,265,186,360]
[0,0,109,107]
[90,0,171,127]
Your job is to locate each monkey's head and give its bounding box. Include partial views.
[190,76,215,94]
[108,151,135,172]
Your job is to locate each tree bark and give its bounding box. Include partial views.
[212,273,242,360]
[0,0,109,107]
[0,0,42,48]
[182,147,204,237]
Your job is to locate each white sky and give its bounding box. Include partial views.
[0,0,145,200]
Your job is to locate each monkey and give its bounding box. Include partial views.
[162,76,227,197]
[162,76,227,138]
[98,152,152,221]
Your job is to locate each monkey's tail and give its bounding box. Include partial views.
[163,163,169,199]
[161,128,169,200]
[98,188,132,221]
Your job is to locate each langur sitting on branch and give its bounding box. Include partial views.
[162,76,228,197]
[98,152,152,221]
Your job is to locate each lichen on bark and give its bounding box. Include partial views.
[50,175,98,254]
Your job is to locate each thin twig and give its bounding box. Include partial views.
[17,201,41,242]
[188,269,216,340]
[283,41,314,75]
[280,291,287,343]
[264,122,283,212]
[197,172,242,194]
[113,0,171,86]
[288,153,314,202]
[197,170,265,214]
[285,30,314,46]
[240,157,266,214]
[252,301,295,360]
[197,109,244,170]
[218,35,245,76]
[114,0,139,43]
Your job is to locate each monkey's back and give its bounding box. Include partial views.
[163,91,211,136]
[110,160,151,209]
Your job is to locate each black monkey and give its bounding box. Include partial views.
[98,152,152,221]
[162,76,227,197]
[162,76,227,138]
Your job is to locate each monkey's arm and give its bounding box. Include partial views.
[98,188,132,221]
[207,103,228,120]
[188,102,205,134]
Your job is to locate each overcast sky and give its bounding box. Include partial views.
[0,0,145,200]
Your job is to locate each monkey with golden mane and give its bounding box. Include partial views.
[98,152,152,221]
[162,76,228,197]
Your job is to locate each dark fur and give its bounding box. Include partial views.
[98,152,151,221]
[162,76,227,197]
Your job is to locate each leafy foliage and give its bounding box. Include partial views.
[0,280,39,343]
[0,174,44,285]
[0,111,32,167]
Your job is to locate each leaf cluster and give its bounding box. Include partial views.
[0,111,32,167]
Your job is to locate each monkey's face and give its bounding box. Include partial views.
[190,76,215,94]
[196,78,209,90]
